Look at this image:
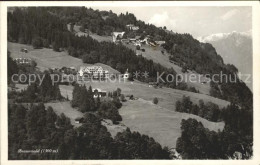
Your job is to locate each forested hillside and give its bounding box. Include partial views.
[7,7,253,159]
[8,103,170,159]
[8,7,252,107]
[8,7,178,87]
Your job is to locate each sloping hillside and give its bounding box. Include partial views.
[124,43,211,94]
[8,42,229,109]
[45,101,83,127]
[7,7,253,159]
[10,41,230,149]
[8,42,120,74]
[70,27,211,95]
[119,99,225,148]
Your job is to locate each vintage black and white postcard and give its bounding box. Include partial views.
[1,1,260,165]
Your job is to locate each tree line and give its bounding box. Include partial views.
[175,97,253,159]
[176,117,252,159]
[9,72,62,103]
[176,96,221,122]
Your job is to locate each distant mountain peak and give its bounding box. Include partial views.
[197,30,251,43]
[198,30,252,91]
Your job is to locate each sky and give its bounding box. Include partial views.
[91,6,252,38]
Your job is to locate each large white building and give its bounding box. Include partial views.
[78,66,109,79]
[126,24,139,31]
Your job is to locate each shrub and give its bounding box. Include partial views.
[153,97,159,104]
[181,66,187,73]
[31,60,37,68]
[129,95,134,100]
[120,94,126,102]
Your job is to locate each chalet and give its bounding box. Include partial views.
[58,66,77,75]
[93,88,107,98]
[50,68,60,74]
[123,69,129,79]
[51,67,59,71]
[148,41,157,47]
[78,66,109,79]
[75,117,84,124]
[135,36,141,40]
[67,23,73,32]
[75,32,88,37]
[69,67,76,72]
[134,41,141,47]
[14,58,32,65]
[130,36,141,43]
[112,32,125,42]
[126,24,139,31]
[20,48,28,53]
[140,40,146,45]
[129,38,137,43]
[140,36,151,45]
[84,29,90,34]
[149,82,158,88]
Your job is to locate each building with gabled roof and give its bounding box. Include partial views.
[112,32,125,42]
[78,66,109,79]
[126,24,139,31]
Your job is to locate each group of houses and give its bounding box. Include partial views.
[14,58,32,65]
[111,30,165,50]
[126,24,139,31]
[68,22,166,51]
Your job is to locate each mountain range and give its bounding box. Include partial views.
[198,31,252,91]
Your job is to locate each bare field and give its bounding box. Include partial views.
[119,99,225,148]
